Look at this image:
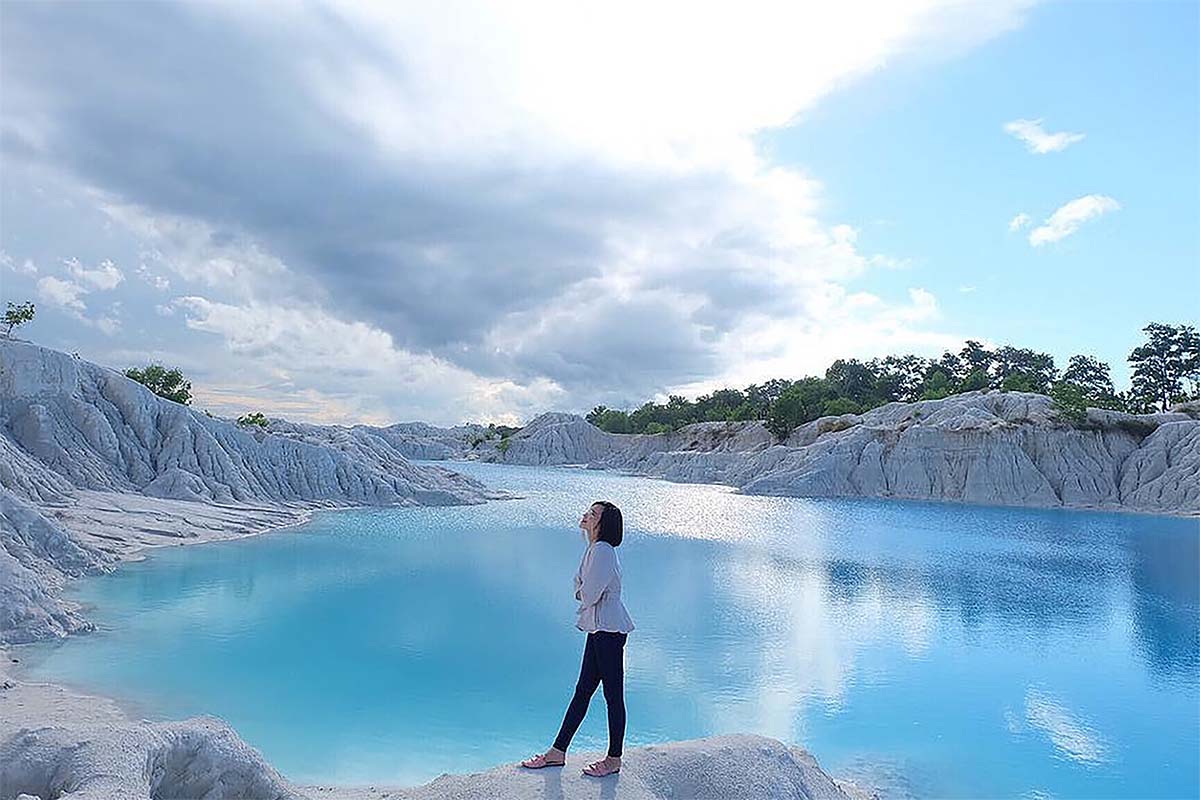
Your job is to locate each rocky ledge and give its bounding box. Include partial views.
[0,654,870,800]
[464,396,1199,516]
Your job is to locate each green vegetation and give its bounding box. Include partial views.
[1128,323,1200,412]
[237,412,270,428]
[124,363,192,405]
[497,437,511,455]
[585,323,1200,440]
[472,422,523,449]
[3,301,35,337]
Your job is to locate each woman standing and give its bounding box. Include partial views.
[520,500,635,778]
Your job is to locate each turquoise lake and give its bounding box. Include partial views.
[21,461,1199,798]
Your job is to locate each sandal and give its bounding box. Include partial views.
[582,758,620,777]
[520,752,565,769]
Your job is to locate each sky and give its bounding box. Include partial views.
[1,0,1196,426]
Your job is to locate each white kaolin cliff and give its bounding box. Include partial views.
[468,396,1199,515]
[0,339,505,645]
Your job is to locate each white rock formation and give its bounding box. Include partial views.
[473,393,1200,515]
[0,655,873,800]
[0,339,507,644]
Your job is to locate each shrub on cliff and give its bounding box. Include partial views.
[3,301,35,338]
[125,364,192,405]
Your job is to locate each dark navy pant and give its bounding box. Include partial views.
[553,631,628,757]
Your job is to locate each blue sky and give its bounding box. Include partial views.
[767,0,1198,387]
[0,1,1195,424]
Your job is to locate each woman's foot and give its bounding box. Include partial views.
[582,755,621,777]
[520,747,566,769]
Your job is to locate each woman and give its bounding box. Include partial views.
[520,500,635,778]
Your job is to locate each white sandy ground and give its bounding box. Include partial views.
[0,498,874,800]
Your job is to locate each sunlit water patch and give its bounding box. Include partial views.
[21,462,1199,798]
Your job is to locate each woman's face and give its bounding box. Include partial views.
[579,503,602,542]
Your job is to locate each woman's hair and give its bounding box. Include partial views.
[593,500,623,547]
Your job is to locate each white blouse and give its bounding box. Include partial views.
[573,540,635,634]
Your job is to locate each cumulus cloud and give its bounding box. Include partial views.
[173,295,565,425]
[0,1,1035,422]
[29,257,125,333]
[64,256,123,290]
[1028,195,1120,246]
[36,275,88,313]
[1008,212,1031,232]
[1004,118,1086,154]
[136,262,170,290]
[1,250,37,275]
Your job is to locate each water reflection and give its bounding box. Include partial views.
[23,462,1199,798]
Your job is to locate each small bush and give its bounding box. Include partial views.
[237,412,269,428]
[126,364,192,405]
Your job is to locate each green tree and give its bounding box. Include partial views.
[927,351,966,387]
[644,421,672,435]
[919,370,953,400]
[958,340,994,378]
[992,346,1057,392]
[1049,381,1089,426]
[959,369,991,392]
[1059,354,1122,409]
[825,359,877,406]
[594,408,632,433]
[1000,373,1038,392]
[730,401,758,421]
[822,397,862,416]
[766,377,834,438]
[3,301,35,337]
[1129,323,1200,411]
[125,363,192,405]
[237,412,269,428]
[869,355,928,403]
[744,378,793,418]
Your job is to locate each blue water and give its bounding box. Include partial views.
[21,462,1199,798]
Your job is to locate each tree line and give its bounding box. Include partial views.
[587,323,1200,439]
[4,301,1195,439]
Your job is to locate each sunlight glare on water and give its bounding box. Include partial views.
[21,462,1200,798]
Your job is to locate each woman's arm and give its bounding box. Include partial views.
[577,544,615,608]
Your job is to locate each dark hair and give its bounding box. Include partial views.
[593,500,623,547]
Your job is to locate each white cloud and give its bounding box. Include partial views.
[94,316,121,335]
[1008,212,1031,231]
[36,275,88,313]
[34,259,125,332]
[0,250,38,276]
[173,295,564,425]
[1028,195,1120,246]
[1004,118,1086,154]
[311,1,1036,170]
[136,262,170,290]
[1,1,1040,423]
[65,256,124,290]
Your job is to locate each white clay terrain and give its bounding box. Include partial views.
[268,394,1200,517]
[0,339,872,799]
[461,399,1200,516]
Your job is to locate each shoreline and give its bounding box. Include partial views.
[445,457,1200,520]
[1,478,878,799]
[4,458,1190,797]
